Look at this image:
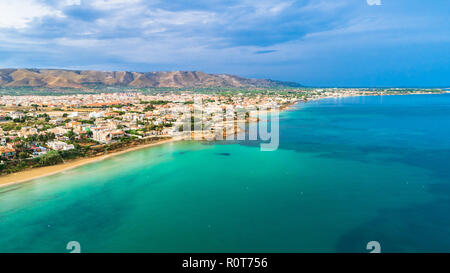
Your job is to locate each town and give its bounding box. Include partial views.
[0,87,444,175]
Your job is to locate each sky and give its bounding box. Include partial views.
[0,0,449,87]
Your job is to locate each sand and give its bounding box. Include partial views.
[0,102,301,189]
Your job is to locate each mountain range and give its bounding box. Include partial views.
[0,69,301,89]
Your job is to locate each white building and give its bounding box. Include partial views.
[46,141,75,151]
[68,112,79,118]
[89,111,105,119]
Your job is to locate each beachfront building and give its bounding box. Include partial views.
[92,129,125,144]
[0,146,16,160]
[0,147,16,160]
[110,130,125,140]
[92,129,111,144]
[30,145,48,156]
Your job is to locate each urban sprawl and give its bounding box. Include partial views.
[0,88,444,175]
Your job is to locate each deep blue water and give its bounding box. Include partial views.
[281,94,450,252]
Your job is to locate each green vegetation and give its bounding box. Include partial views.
[39,150,63,166]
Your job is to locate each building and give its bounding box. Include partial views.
[18,127,38,138]
[30,145,48,156]
[92,129,111,144]
[9,112,24,120]
[47,127,69,138]
[110,130,125,140]
[89,111,105,119]
[92,129,124,143]
[0,147,16,160]
[46,141,75,151]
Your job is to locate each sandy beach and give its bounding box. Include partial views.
[0,100,309,189]
[0,95,426,189]
[0,137,178,188]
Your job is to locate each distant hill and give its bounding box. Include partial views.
[0,69,301,89]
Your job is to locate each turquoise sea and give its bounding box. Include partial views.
[1,94,450,253]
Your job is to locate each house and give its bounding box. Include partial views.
[92,129,124,143]
[46,141,75,151]
[104,112,120,118]
[9,112,24,120]
[89,111,105,119]
[30,145,48,156]
[68,112,79,118]
[66,121,82,129]
[0,147,16,160]
[18,127,38,138]
[92,129,111,144]
[123,113,144,122]
[0,113,9,121]
[47,127,69,138]
[110,130,124,140]
[50,118,63,125]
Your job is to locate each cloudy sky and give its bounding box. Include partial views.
[0,0,448,87]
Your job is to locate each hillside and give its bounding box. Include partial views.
[0,69,301,89]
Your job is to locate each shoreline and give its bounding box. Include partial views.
[0,92,445,189]
[0,102,290,189]
[0,137,179,189]
[304,91,447,103]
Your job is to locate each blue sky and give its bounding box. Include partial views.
[0,0,448,87]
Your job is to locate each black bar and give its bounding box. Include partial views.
[1,253,449,272]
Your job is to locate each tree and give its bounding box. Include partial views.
[18,151,29,160]
[66,129,76,142]
[144,105,155,111]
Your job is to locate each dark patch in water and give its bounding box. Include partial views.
[335,198,450,252]
[216,153,231,156]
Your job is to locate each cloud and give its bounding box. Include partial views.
[0,0,448,86]
[90,0,142,10]
[143,9,217,27]
[0,0,64,29]
[63,0,81,6]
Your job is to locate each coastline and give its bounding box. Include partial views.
[304,91,447,103]
[0,103,294,189]
[0,137,179,189]
[0,92,444,189]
